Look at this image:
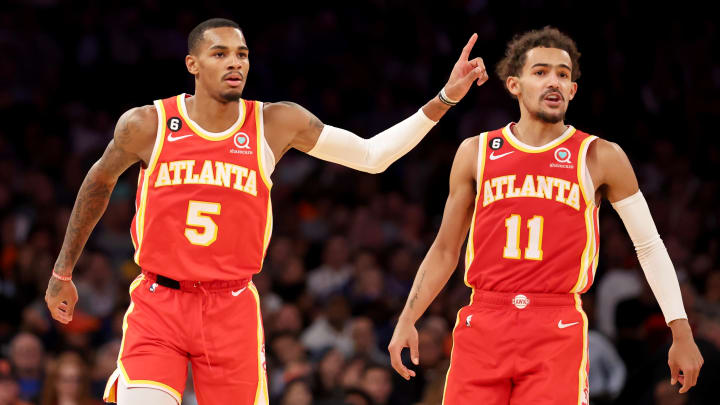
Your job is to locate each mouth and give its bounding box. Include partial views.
[223,72,244,87]
[543,92,563,108]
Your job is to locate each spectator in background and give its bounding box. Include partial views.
[340,388,374,405]
[0,358,32,405]
[588,330,626,405]
[89,340,119,399]
[307,236,352,299]
[279,378,313,405]
[40,351,101,405]
[74,253,116,320]
[312,348,344,402]
[268,332,309,400]
[360,364,392,405]
[8,333,44,403]
[301,295,353,357]
[349,317,389,366]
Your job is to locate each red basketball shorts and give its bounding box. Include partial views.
[442,290,589,405]
[103,272,269,404]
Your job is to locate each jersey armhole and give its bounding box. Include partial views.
[255,101,274,187]
[476,132,488,187]
[578,136,598,206]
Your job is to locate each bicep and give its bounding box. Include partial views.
[595,140,640,203]
[93,139,141,182]
[433,139,477,255]
[264,102,325,156]
[92,107,153,181]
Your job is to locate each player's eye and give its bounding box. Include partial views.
[214,52,224,58]
[559,72,568,78]
[535,70,544,76]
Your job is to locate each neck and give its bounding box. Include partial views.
[513,113,568,147]
[186,85,240,132]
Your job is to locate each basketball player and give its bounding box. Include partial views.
[388,27,704,404]
[43,18,488,405]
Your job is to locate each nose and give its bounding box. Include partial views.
[227,54,243,70]
[548,72,561,87]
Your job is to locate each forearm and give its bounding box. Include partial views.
[398,246,458,325]
[612,191,687,324]
[307,107,438,173]
[54,162,117,274]
[421,94,453,122]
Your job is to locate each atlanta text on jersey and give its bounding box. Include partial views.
[153,159,258,196]
[482,174,581,210]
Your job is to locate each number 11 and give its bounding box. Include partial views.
[503,214,544,260]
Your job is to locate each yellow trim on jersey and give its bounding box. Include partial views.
[463,133,487,287]
[176,94,247,141]
[134,100,167,264]
[103,275,182,404]
[261,199,273,264]
[501,124,576,153]
[577,136,598,204]
[254,101,273,189]
[570,135,599,293]
[249,283,270,405]
[574,294,589,405]
[441,307,463,405]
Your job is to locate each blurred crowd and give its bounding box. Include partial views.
[1,1,719,405]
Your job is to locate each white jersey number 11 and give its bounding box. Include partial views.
[503,214,544,260]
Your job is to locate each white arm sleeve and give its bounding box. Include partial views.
[306,108,437,173]
[611,191,687,324]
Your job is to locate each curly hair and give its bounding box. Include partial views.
[496,26,581,84]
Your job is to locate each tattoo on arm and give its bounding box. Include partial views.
[409,269,426,309]
[54,174,114,275]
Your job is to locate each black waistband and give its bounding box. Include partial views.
[155,274,181,290]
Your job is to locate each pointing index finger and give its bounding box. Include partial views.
[460,33,478,61]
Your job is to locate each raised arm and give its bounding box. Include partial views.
[262,34,489,172]
[588,139,703,393]
[45,105,157,324]
[387,136,478,380]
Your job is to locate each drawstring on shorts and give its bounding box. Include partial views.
[195,282,213,372]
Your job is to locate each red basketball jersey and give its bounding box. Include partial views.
[464,123,599,294]
[130,94,273,281]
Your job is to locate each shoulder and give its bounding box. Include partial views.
[458,135,480,156]
[114,104,158,151]
[586,137,628,167]
[262,101,312,122]
[452,135,480,179]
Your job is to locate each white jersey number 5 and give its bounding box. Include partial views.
[185,201,221,246]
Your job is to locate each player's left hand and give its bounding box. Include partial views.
[668,333,703,393]
[443,33,489,101]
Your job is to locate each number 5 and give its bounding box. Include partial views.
[185,201,221,246]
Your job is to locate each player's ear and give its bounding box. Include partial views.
[186,54,199,76]
[506,76,521,97]
[568,81,578,101]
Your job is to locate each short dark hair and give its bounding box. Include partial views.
[496,26,581,84]
[187,18,241,54]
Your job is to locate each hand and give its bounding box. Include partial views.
[45,276,78,324]
[668,332,703,393]
[388,319,419,380]
[443,33,489,102]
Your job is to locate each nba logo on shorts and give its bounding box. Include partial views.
[512,294,529,309]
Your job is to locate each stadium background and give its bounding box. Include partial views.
[0,1,718,404]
